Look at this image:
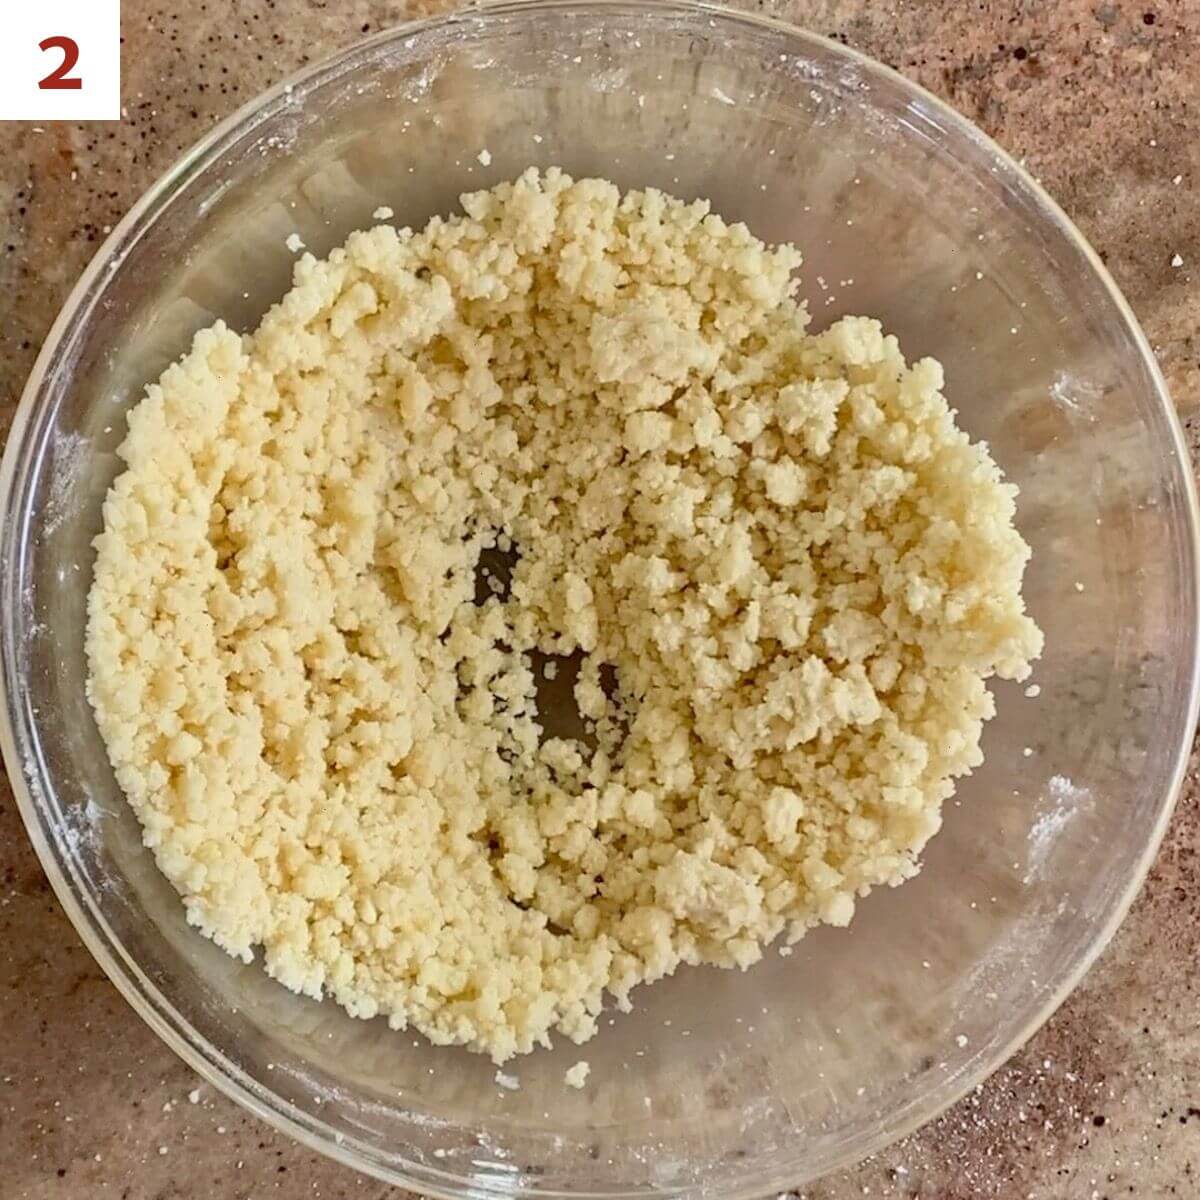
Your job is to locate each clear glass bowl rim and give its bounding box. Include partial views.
[2,2,1198,1196]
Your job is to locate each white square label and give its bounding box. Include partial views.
[0,0,121,121]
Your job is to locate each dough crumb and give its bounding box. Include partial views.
[86,168,1041,1064]
[284,232,305,253]
[564,1061,590,1089]
[372,205,394,221]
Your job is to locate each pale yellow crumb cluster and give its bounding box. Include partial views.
[86,168,1042,1063]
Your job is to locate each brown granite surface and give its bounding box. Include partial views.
[2,1,1199,1197]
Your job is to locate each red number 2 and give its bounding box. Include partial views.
[38,36,83,91]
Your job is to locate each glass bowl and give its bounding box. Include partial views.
[2,2,1197,1196]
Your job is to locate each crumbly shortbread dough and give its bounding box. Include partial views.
[86,168,1042,1062]
[564,1061,591,1090]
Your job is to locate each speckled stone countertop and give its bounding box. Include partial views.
[2,2,1199,1197]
